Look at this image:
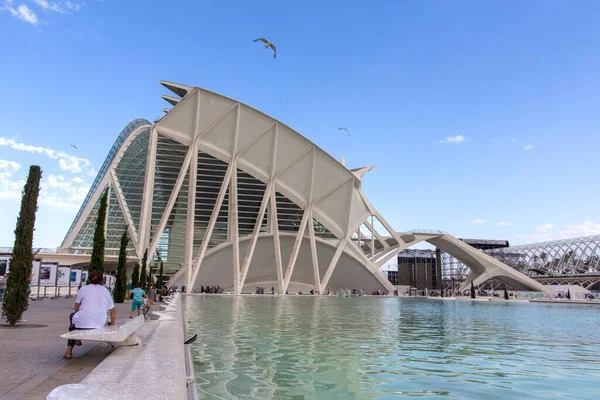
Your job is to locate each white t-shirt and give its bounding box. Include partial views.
[72,284,115,329]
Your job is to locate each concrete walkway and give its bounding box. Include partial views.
[0,297,137,400]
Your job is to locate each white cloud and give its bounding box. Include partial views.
[523,144,533,151]
[31,0,64,13]
[436,135,465,144]
[65,0,82,11]
[535,223,553,232]
[4,3,39,24]
[559,221,600,238]
[0,137,92,174]
[470,218,486,224]
[497,222,511,227]
[0,170,24,201]
[0,159,21,170]
[70,176,84,183]
[87,167,97,177]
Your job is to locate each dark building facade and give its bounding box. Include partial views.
[388,248,442,289]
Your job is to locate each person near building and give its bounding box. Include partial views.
[0,273,7,301]
[64,271,116,359]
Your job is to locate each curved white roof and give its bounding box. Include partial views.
[155,84,371,240]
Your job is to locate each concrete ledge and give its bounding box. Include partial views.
[60,316,144,343]
[47,294,187,399]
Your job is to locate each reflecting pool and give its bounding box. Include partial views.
[185,296,600,399]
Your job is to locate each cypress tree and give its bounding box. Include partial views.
[88,189,108,276]
[504,287,509,300]
[147,266,154,291]
[131,263,140,288]
[470,281,476,299]
[139,249,147,291]
[157,261,163,290]
[2,166,41,326]
[113,230,128,303]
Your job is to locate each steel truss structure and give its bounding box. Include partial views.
[441,235,600,290]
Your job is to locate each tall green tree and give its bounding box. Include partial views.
[131,263,140,288]
[2,166,41,326]
[470,281,476,299]
[157,261,163,290]
[113,230,129,303]
[88,189,108,276]
[147,266,154,291]
[139,249,148,291]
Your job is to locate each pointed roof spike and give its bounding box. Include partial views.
[340,155,345,166]
[162,108,170,114]
[159,80,193,98]
[350,165,376,180]
[161,95,180,106]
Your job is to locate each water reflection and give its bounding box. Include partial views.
[185,296,600,399]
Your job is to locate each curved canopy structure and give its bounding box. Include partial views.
[59,81,551,294]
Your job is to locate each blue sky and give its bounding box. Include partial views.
[1,0,599,248]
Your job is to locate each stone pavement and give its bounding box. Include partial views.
[0,297,140,400]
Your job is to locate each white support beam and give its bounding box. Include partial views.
[270,185,284,294]
[283,147,315,294]
[238,181,272,292]
[230,104,241,294]
[147,147,193,259]
[364,220,390,251]
[185,143,198,290]
[308,209,321,292]
[109,170,139,251]
[282,209,310,294]
[376,246,402,267]
[359,191,406,245]
[189,162,234,287]
[138,126,158,255]
[370,216,375,260]
[230,160,240,294]
[319,239,347,293]
[104,185,111,238]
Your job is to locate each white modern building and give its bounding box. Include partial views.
[53,81,549,294]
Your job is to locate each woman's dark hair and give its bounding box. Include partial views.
[137,282,143,288]
[89,271,104,285]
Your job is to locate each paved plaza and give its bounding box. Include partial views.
[0,297,138,400]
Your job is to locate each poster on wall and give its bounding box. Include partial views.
[57,266,71,286]
[71,269,81,286]
[31,261,41,286]
[81,271,88,286]
[0,258,8,275]
[39,264,57,286]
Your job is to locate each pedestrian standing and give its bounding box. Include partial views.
[0,273,7,301]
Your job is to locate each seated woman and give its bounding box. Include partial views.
[64,271,116,359]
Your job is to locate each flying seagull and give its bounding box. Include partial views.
[70,144,78,150]
[338,128,350,136]
[253,38,276,59]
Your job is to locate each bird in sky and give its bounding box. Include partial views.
[253,38,276,59]
[338,128,350,136]
[70,144,78,150]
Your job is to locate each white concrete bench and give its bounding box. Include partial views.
[60,315,144,346]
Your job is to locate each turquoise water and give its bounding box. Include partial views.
[185,296,600,399]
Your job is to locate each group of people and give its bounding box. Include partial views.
[195,285,223,294]
[255,286,274,294]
